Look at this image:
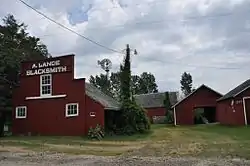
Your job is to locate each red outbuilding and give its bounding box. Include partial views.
[217,79,250,126]
[12,54,120,136]
[134,92,178,123]
[172,84,223,125]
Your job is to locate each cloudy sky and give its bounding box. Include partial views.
[1,0,250,94]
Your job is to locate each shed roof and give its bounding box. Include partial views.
[217,79,250,101]
[134,92,178,108]
[85,83,121,110]
[172,84,223,108]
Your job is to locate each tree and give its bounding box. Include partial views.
[180,72,193,96]
[89,74,113,97]
[138,72,158,94]
[110,72,121,99]
[119,44,150,135]
[163,92,173,123]
[120,44,132,102]
[0,14,48,136]
[131,75,140,95]
[89,71,159,98]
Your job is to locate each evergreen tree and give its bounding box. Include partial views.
[164,92,173,124]
[119,44,150,135]
[180,72,193,96]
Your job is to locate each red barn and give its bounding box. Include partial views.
[217,79,250,126]
[12,54,120,136]
[172,84,222,125]
[134,92,178,123]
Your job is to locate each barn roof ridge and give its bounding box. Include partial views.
[172,84,223,108]
[217,79,250,102]
[133,91,178,97]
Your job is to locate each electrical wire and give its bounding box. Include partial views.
[15,0,250,71]
[17,0,123,54]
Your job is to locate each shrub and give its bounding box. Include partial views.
[165,109,174,124]
[87,124,105,140]
[120,98,150,135]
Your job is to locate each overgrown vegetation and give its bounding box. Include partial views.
[87,124,105,140]
[3,125,250,159]
[89,71,158,99]
[118,44,150,135]
[163,92,174,124]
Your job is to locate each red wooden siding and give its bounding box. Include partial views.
[175,86,222,125]
[85,95,105,132]
[217,88,250,125]
[12,55,105,136]
[145,107,166,122]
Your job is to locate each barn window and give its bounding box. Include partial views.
[40,74,52,96]
[16,106,27,119]
[66,103,79,117]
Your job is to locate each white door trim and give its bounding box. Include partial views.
[173,106,177,126]
[243,96,250,125]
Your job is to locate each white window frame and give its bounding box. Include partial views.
[15,106,27,119]
[65,103,79,117]
[40,74,52,96]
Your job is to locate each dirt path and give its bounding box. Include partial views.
[1,152,250,166]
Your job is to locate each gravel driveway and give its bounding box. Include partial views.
[1,152,250,166]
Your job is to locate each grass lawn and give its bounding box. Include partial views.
[1,124,250,158]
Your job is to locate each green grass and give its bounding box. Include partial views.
[2,124,250,158]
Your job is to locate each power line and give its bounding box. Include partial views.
[17,0,122,54]
[15,0,250,71]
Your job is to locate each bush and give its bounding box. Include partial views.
[120,98,151,135]
[165,109,174,124]
[87,124,105,140]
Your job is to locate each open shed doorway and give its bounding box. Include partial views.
[194,106,216,124]
[104,110,123,135]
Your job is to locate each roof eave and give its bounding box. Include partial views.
[104,107,121,111]
[217,85,250,102]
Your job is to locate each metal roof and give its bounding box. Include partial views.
[134,92,178,108]
[217,79,250,101]
[85,83,121,110]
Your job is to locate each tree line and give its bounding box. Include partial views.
[89,71,158,100]
[90,70,194,99]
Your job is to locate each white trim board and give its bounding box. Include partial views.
[243,96,250,126]
[173,107,177,126]
[26,94,66,100]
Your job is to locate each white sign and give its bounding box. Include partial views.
[26,60,67,76]
[90,112,96,117]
